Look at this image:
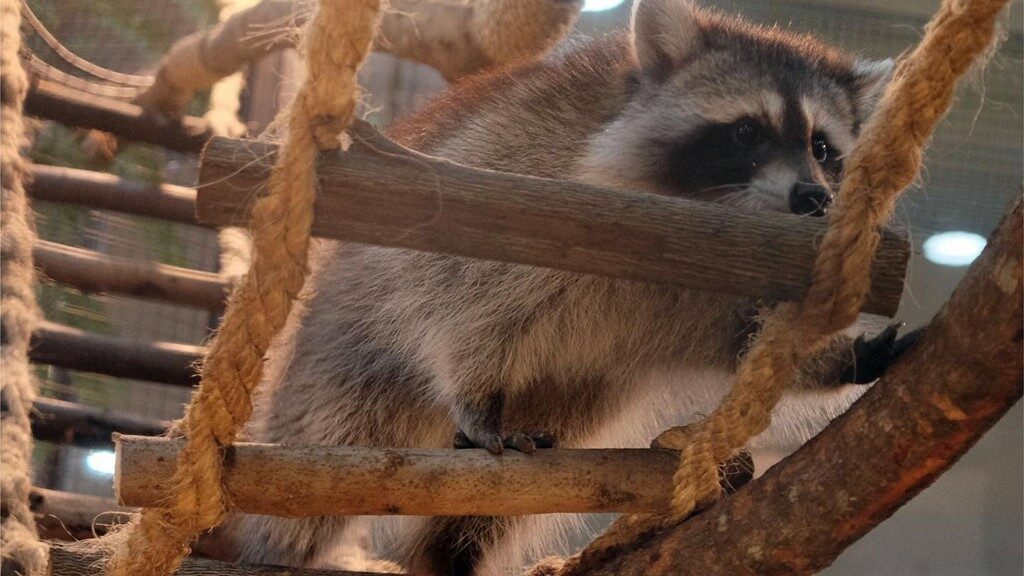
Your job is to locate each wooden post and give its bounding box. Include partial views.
[29,322,204,387]
[27,165,205,226]
[23,79,212,153]
[34,240,228,311]
[197,122,909,316]
[27,397,169,448]
[116,436,716,516]
[560,197,1023,576]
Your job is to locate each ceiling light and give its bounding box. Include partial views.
[922,231,986,267]
[85,450,116,475]
[583,0,626,12]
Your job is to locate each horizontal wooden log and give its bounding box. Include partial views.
[34,240,228,311]
[30,488,133,541]
[27,164,206,226]
[561,197,1024,576]
[28,397,169,448]
[117,436,685,516]
[197,122,909,316]
[29,322,204,387]
[24,79,212,152]
[48,546,388,576]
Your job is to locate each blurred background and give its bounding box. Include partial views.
[21,0,1022,574]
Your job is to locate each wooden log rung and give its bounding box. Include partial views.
[34,239,228,311]
[27,397,169,448]
[114,435,746,516]
[30,488,133,541]
[29,322,204,387]
[28,164,206,227]
[24,79,212,152]
[48,546,388,576]
[197,121,909,316]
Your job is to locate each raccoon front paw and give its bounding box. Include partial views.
[454,429,555,455]
[841,322,922,384]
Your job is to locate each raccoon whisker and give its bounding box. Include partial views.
[699,182,754,193]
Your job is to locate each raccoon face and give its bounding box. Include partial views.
[579,0,893,216]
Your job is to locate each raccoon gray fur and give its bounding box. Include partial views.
[202,0,896,573]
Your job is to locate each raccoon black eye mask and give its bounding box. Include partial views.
[652,118,844,203]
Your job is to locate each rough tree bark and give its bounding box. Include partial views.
[560,196,1023,576]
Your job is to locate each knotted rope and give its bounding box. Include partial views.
[0,1,49,573]
[105,2,385,575]
[554,0,1009,571]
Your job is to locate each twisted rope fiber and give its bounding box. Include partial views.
[1,0,48,573]
[104,2,385,575]
[661,0,1011,521]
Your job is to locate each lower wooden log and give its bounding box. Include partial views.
[27,164,205,227]
[34,240,228,311]
[29,322,204,387]
[47,546,392,576]
[29,397,169,448]
[560,197,1024,576]
[115,436,749,516]
[30,488,132,541]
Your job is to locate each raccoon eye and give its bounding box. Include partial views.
[812,132,830,163]
[732,120,763,149]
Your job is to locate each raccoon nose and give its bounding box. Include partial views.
[789,182,833,217]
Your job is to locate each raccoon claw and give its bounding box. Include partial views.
[453,430,555,455]
[454,430,503,455]
[504,431,556,453]
[842,322,922,384]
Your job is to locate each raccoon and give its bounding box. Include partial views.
[202,0,902,573]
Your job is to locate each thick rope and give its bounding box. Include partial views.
[551,1,1010,572]
[104,2,385,575]
[0,0,48,573]
[659,0,1011,521]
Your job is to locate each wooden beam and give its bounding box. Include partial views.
[47,546,389,576]
[34,240,228,311]
[197,123,909,316]
[23,79,211,153]
[28,397,169,448]
[116,436,729,516]
[29,322,204,387]
[30,488,133,541]
[560,197,1024,576]
[27,164,205,227]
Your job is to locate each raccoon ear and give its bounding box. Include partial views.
[853,58,895,122]
[629,0,703,77]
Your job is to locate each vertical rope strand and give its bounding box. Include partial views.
[105,2,385,575]
[0,0,49,573]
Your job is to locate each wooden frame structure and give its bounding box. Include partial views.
[15,2,1020,574]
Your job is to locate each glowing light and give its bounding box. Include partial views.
[584,0,626,12]
[923,231,986,267]
[85,450,116,475]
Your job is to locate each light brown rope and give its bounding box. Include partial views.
[104,2,385,575]
[553,0,1009,572]
[661,0,1010,520]
[0,1,48,573]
